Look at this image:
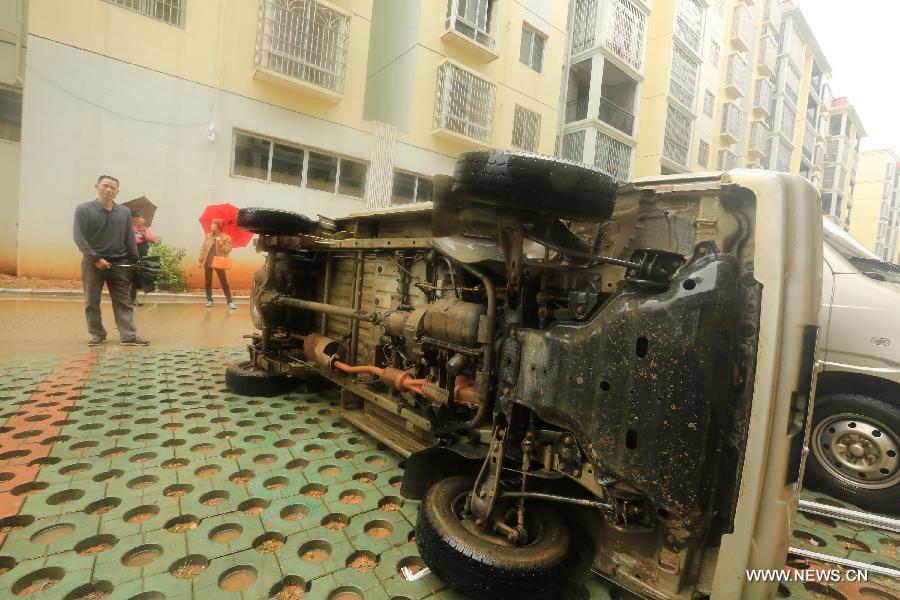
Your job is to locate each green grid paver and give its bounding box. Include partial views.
[1,347,896,600]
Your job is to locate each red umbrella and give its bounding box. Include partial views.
[199,203,254,248]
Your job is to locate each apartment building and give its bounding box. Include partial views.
[0,1,25,274]
[850,150,900,262]
[6,0,568,285]
[820,97,866,230]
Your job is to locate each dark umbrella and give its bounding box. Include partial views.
[122,196,158,226]
[199,203,254,247]
[133,255,162,293]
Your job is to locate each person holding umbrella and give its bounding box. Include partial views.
[198,218,236,309]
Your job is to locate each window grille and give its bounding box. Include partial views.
[560,130,586,161]
[718,149,737,170]
[731,4,752,45]
[669,44,698,108]
[674,0,704,52]
[571,0,598,53]
[754,78,773,113]
[605,0,647,71]
[782,59,802,106]
[519,27,545,72]
[594,132,631,180]
[725,52,749,93]
[763,0,782,30]
[255,0,349,93]
[758,34,778,74]
[698,140,709,167]
[703,90,715,118]
[446,0,496,50]
[721,102,741,140]
[434,63,496,143]
[511,105,541,152]
[825,139,840,162]
[749,121,769,156]
[801,124,815,161]
[663,103,692,165]
[708,40,720,67]
[779,104,796,140]
[103,0,185,27]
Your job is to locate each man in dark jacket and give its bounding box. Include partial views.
[73,175,150,346]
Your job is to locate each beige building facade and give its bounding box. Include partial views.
[851,149,900,262]
[0,1,26,274]
[5,0,569,285]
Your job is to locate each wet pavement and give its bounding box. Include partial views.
[0,301,897,599]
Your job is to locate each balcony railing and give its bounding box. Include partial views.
[720,102,742,143]
[725,53,749,96]
[758,34,778,76]
[754,78,773,115]
[605,0,647,71]
[433,62,496,143]
[763,0,781,31]
[599,97,635,136]
[255,0,349,94]
[731,5,753,51]
[594,131,632,180]
[565,98,589,123]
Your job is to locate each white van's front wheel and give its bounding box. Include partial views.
[807,393,900,514]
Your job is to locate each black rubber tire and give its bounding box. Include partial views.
[453,150,617,221]
[416,476,571,600]
[805,393,900,514]
[224,361,300,397]
[237,207,316,236]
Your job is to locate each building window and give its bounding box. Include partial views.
[446,0,496,50]
[0,87,22,142]
[594,131,631,180]
[560,130,586,161]
[103,0,186,27]
[434,62,496,143]
[391,172,434,205]
[511,105,541,152]
[605,0,647,71]
[255,0,350,93]
[779,104,797,140]
[698,140,709,167]
[674,0,704,53]
[232,131,367,198]
[663,103,692,166]
[571,0,598,53]
[829,114,842,136]
[708,40,720,67]
[718,149,737,170]
[669,44,699,109]
[519,26,546,72]
[703,90,715,118]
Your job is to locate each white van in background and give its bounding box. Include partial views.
[806,218,900,513]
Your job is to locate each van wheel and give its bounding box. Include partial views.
[415,476,571,600]
[807,393,900,514]
[453,151,617,222]
[225,361,299,397]
[237,207,316,236]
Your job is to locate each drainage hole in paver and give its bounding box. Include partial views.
[108,429,131,437]
[12,567,65,596]
[70,441,99,451]
[264,476,289,491]
[190,443,214,454]
[270,575,308,600]
[253,532,286,554]
[365,455,386,466]
[221,447,243,457]
[75,534,117,555]
[327,586,364,600]
[244,435,265,444]
[300,483,326,498]
[199,490,230,506]
[59,463,91,476]
[42,435,71,445]
[168,554,209,580]
[209,523,243,543]
[99,447,129,459]
[274,439,295,449]
[62,580,113,600]
[47,489,85,506]
[29,457,61,468]
[803,513,837,528]
[0,556,17,574]
[346,550,378,574]
[397,557,427,579]
[161,438,186,448]
[298,540,331,562]
[93,469,124,483]
[290,428,310,437]
[253,454,276,465]
[389,476,403,489]
[285,459,308,471]
[229,469,255,484]
[124,505,160,523]
[134,433,159,443]
[305,418,321,425]
[161,459,188,470]
[352,472,376,484]
[834,535,871,552]
[238,498,269,515]
[127,476,159,490]
[194,464,221,478]
[162,484,194,498]
[280,504,310,522]
[84,497,121,516]
[12,482,49,496]
[791,530,827,548]
[378,497,403,512]
[126,550,164,572]
[321,513,349,530]
[335,450,354,461]
[318,465,341,478]
[236,420,256,429]
[30,523,76,545]
[318,432,337,441]
[161,423,182,431]
[304,444,324,455]
[218,565,257,592]
[346,437,365,446]
[129,452,157,464]
[802,582,846,599]
[364,520,394,539]
[340,490,365,505]
[164,515,199,533]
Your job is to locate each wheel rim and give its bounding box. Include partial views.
[452,490,544,549]
[812,412,900,490]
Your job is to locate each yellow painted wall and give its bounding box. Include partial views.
[634,0,676,176]
[849,149,896,252]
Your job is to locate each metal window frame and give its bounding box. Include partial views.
[669,43,699,109]
[698,139,710,167]
[571,0,598,53]
[511,104,541,152]
[560,129,586,161]
[102,0,186,28]
[674,0,704,53]
[433,61,497,143]
[605,0,647,71]
[519,25,546,73]
[594,130,632,180]
[703,90,715,118]
[663,102,693,166]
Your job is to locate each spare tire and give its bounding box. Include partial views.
[453,150,617,221]
[237,207,317,236]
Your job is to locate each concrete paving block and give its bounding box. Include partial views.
[186,513,261,561]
